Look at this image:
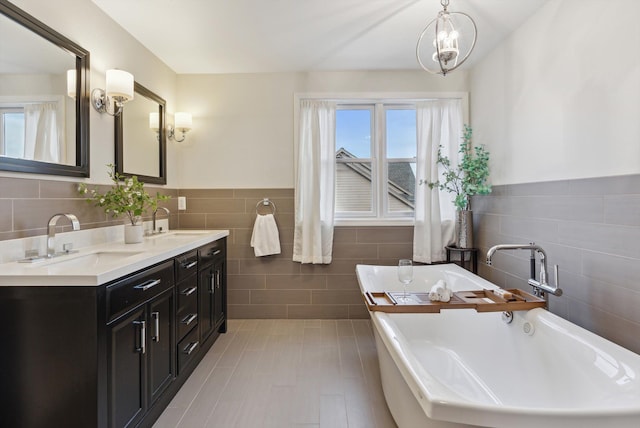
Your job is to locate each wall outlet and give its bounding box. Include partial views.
[178,196,187,210]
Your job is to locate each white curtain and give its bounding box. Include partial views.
[293,100,336,264]
[413,99,462,263]
[23,102,61,163]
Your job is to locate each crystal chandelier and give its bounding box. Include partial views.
[416,0,477,76]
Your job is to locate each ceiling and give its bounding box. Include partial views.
[91,0,549,75]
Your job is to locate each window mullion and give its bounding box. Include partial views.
[375,103,386,219]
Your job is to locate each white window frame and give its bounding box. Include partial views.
[294,92,469,226]
[0,107,25,157]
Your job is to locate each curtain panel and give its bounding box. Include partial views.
[413,99,462,263]
[23,102,62,163]
[293,100,336,264]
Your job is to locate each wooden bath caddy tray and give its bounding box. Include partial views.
[363,289,545,313]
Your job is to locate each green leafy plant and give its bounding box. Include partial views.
[427,125,491,211]
[78,164,170,225]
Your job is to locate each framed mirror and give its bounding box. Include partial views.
[0,0,90,177]
[115,82,166,184]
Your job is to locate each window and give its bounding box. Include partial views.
[335,103,416,221]
[0,108,25,158]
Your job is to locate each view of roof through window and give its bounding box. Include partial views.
[335,106,416,218]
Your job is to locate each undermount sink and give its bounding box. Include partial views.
[146,230,212,240]
[45,251,143,269]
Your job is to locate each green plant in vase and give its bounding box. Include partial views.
[427,125,491,248]
[78,164,170,242]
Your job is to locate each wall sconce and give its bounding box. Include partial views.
[67,69,76,98]
[91,69,134,116]
[168,112,192,142]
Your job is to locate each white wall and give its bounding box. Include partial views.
[470,0,640,185]
[4,0,178,186]
[176,70,469,188]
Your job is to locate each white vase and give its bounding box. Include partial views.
[124,224,144,244]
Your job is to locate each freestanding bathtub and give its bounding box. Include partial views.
[356,263,640,428]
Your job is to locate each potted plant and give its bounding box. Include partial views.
[427,125,491,248]
[78,164,170,243]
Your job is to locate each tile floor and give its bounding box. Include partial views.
[153,319,397,428]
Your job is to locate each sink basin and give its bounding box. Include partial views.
[145,230,212,240]
[45,251,143,269]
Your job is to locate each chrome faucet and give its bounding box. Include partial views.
[152,206,170,233]
[47,213,80,257]
[486,243,562,297]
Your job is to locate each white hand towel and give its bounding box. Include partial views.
[250,213,281,257]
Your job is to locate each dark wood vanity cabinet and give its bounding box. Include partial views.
[0,236,227,428]
[198,238,227,343]
[106,260,175,428]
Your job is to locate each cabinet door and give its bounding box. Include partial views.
[198,266,215,342]
[148,289,175,405]
[212,258,226,329]
[108,307,146,428]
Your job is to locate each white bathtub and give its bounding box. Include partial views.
[356,263,640,428]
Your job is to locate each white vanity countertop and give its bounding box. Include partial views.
[0,229,229,287]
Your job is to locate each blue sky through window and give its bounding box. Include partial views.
[386,109,416,159]
[336,109,371,158]
[336,108,416,159]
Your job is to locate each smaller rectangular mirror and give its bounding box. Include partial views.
[115,82,166,184]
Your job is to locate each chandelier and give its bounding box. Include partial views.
[416,0,477,76]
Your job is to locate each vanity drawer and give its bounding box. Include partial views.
[175,250,198,283]
[177,281,198,314]
[177,291,198,340]
[106,260,174,322]
[198,238,226,268]
[177,326,200,374]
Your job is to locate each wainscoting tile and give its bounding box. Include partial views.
[474,174,640,354]
[177,213,206,229]
[0,201,12,232]
[356,227,414,243]
[185,198,245,214]
[228,274,266,290]
[0,176,39,198]
[569,174,640,196]
[558,222,640,259]
[266,274,327,290]
[604,195,640,227]
[178,189,234,198]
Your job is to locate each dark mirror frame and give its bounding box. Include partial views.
[0,0,90,177]
[115,82,167,185]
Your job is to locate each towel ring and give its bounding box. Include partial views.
[256,198,276,215]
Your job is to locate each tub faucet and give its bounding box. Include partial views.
[486,243,562,297]
[47,213,80,257]
[152,206,170,233]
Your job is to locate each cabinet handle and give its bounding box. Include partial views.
[181,287,197,296]
[215,270,221,289]
[134,320,146,354]
[151,312,160,342]
[208,249,221,256]
[209,274,215,294]
[181,313,197,326]
[183,341,199,355]
[134,279,161,291]
[181,260,197,269]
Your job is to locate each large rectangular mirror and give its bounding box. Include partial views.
[115,82,167,184]
[0,0,90,177]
